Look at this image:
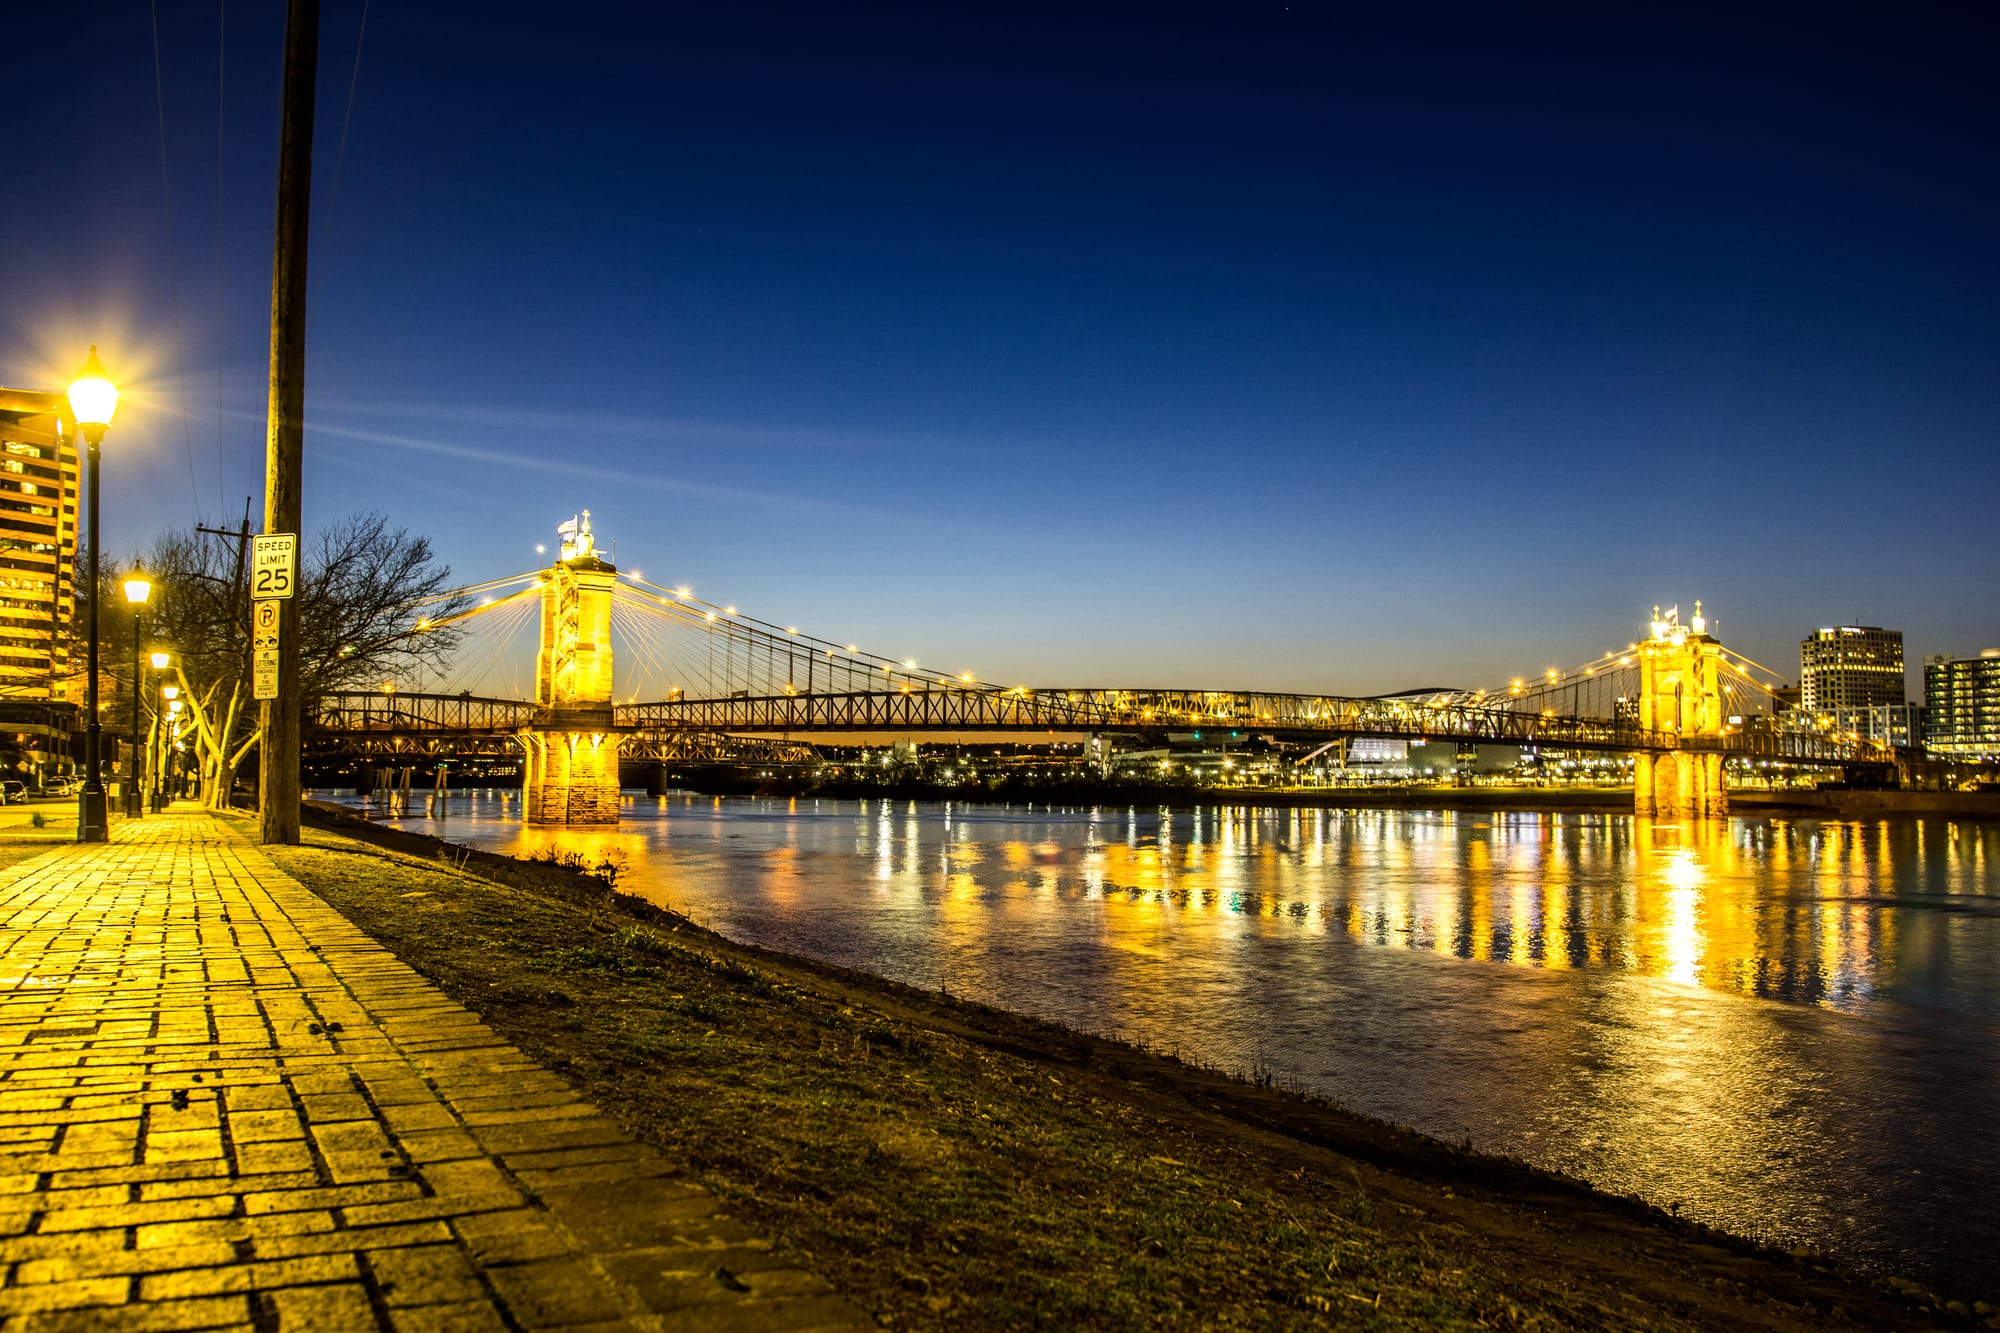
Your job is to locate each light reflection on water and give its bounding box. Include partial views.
[336,791,2000,1296]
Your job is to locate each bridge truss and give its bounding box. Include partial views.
[311,683,1869,764]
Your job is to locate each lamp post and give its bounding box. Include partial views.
[122,576,152,817]
[150,654,171,810]
[161,683,182,805]
[67,348,117,842]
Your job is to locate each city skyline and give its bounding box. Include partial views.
[5,5,1996,694]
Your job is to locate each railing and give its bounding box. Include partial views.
[613,687,1683,752]
[313,692,541,735]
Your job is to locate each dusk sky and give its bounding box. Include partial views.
[7,4,1996,696]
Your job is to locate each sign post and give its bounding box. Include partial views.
[259,0,318,846]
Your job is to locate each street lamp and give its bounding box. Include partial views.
[161,683,182,804]
[122,576,151,817]
[150,653,172,810]
[68,348,117,842]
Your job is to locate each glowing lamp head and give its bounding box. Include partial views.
[66,347,118,441]
[149,651,171,671]
[123,575,153,606]
[161,683,180,701]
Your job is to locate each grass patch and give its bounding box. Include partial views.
[266,807,1944,1332]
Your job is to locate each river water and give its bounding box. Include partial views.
[327,791,2000,1297]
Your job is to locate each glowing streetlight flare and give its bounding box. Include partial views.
[66,347,118,436]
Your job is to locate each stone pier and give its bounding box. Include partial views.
[518,513,629,826]
[1633,602,1728,818]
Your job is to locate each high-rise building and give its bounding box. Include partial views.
[1800,626,1904,714]
[0,389,79,700]
[1925,651,2000,758]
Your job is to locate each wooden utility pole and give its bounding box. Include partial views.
[259,0,318,845]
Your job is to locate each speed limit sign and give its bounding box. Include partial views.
[252,533,297,599]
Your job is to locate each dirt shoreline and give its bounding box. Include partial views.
[270,800,1984,1330]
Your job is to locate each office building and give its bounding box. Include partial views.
[1800,626,1904,714]
[1925,652,2000,758]
[0,389,78,700]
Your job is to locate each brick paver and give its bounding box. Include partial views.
[0,809,869,1331]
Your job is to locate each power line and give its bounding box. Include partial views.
[313,0,371,304]
[149,0,204,512]
[215,0,227,514]
[328,0,370,219]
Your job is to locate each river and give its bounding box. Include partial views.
[323,790,2000,1298]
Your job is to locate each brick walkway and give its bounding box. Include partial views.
[0,809,870,1331]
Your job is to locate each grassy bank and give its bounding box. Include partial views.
[261,804,1964,1331]
[0,805,81,873]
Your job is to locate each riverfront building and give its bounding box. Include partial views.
[1924,652,2000,758]
[1800,626,1905,715]
[0,389,77,700]
[1832,703,1925,749]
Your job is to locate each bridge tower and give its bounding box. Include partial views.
[519,512,627,824]
[1632,602,1727,818]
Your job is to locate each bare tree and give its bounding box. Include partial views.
[141,513,467,807]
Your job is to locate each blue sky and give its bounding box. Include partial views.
[5,4,1996,695]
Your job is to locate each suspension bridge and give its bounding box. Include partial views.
[310,513,1881,824]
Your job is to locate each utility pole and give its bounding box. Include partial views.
[259,0,318,845]
[194,501,255,630]
[197,502,253,807]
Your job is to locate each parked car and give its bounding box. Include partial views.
[1,781,25,804]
